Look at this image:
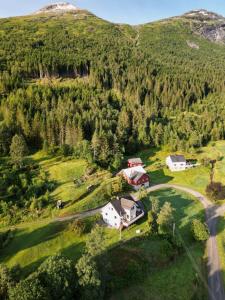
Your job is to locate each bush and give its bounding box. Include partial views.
[37,255,76,300]
[68,219,87,236]
[0,230,13,249]
[0,265,14,300]
[60,144,73,157]
[206,181,225,200]
[9,275,49,300]
[200,157,211,167]
[191,219,209,241]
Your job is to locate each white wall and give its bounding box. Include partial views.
[133,181,150,191]
[166,157,186,172]
[101,203,121,229]
[124,205,137,221]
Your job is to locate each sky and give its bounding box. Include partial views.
[1,0,225,24]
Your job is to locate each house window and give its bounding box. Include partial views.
[127,214,129,219]
[114,216,117,219]
[115,223,117,226]
[131,206,135,210]
[105,213,108,216]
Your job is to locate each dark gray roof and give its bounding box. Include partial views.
[111,197,136,215]
[170,155,186,163]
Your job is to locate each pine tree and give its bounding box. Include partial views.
[10,134,28,165]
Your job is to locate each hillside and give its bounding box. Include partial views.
[1,4,225,164]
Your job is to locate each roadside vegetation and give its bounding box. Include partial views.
[217,215,225,285]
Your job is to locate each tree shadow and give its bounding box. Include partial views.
[0,221,68,263]
[19,240,85,278]
[138,147,161,168]
[143,188,207,242]
[61,241,85,261]
[150,168,174,184]
[123,147,161,169]
[21,256,48,278]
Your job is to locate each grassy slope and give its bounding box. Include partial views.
[133,141,225,200]
[111,245,204,300]
[31,151,112,216]
[0,188,206,298]
[110,188,206,299]
[2,142,225,293]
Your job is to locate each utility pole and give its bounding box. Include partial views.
[173,222,176,237]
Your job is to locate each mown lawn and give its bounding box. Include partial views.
[133,141,225,199]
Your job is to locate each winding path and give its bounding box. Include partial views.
[55,183,225,300]
[145,184,225,300]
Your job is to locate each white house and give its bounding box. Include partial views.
[120,166,150,190]
[166,155,187,172]
[101,196,145,229]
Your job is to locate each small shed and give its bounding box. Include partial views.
[128,158,143,168]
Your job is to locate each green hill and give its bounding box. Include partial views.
[1,7,225,165]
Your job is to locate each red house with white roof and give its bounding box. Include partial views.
[121,166,150,190]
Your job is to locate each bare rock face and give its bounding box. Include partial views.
[34,2,80,15]
[183,10,225,44]
[183,10,224,21]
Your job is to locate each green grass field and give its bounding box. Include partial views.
[110,243,205,300]
[2,143,225,297]
[0,188,207,300]
[108,188,206,299]
[30,151,113,217]
[133,141,225,201]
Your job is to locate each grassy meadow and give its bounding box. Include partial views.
[133,141,225,201]
[0,188,207,299]
[31,151,113,217]
[2,142,225,297]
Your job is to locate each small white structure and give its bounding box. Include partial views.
[120,166,150,190]
[101,196,144,229]
[166,155,187,172]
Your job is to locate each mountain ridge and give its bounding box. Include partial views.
[33,2,80,15]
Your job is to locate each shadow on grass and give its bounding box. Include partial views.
[21,256,48,278]
[143,188,206,242]
[123,147,161,169]
[61,241,85,260]
[20,240,85,277]
[150,168,174,184]
[0,222,68,263]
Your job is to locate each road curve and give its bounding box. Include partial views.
[54,206,102,223]
[55,183,225,300]
[145,184,225,300]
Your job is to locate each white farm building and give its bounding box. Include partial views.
[166,155,187,172]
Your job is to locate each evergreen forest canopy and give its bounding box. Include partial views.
[1,9,225,166]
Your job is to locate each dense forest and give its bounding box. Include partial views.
[1,10,225,166]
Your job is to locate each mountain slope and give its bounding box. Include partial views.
[1,5,225,163]
[33,2,80,14]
